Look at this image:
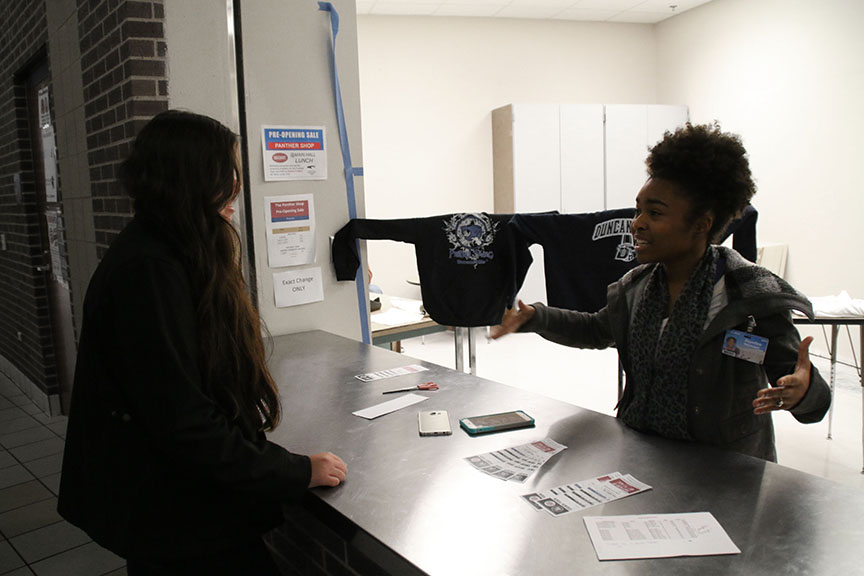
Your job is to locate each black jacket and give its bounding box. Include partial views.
[58,219,311,561]
[522,247,830,461]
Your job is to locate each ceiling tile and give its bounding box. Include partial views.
[572,0,645,10]
[609,10,670,23]
[442,0,512,5]
[506,0,578,6]
[496,5,570,19]
[552,8,619,22]
[636,0,713,10]
[434,4,507,17]
[371,2,439,15]
[357,0,715,22]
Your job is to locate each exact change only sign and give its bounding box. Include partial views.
[261,125,326,181]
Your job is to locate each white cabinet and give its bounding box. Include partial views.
[560,104,606,214]
[492,103,688,302]
[604,104,690,210]
[493,103,689,214]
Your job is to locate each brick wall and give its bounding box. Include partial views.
[267,499,427,576]
[0,0,57,402]
[78,0,168,257]
[0,0,168,405]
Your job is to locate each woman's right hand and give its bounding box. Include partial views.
[308,452,347,488]
[490,300,535,340]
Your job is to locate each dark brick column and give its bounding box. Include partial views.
[78,0,168,257]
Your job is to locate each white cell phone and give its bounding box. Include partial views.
[418,410,452,436]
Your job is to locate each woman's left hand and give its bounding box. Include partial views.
[753,336,813,415]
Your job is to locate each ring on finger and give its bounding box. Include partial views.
[776,398,784,409]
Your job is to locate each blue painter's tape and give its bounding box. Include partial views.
[318,2,370,344]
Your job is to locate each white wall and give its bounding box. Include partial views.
[239,0,367,340]
[656,0,864,361]
[164,0,239,131]
[358,2,862,362]
[357,16,660,298]
[165,0,368,342]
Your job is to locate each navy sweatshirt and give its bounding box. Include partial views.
[511,209,639,312]
[333,213,533,326]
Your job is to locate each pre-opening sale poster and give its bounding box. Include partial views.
[264,194,316,268]
[261,125,326,181]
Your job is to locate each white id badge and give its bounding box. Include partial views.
[722,329,768,365]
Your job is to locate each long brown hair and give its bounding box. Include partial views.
[120,110,280,431]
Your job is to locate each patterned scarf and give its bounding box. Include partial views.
[622,247,718,439]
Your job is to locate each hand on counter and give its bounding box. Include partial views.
[309,452,347,488]
[490,300,535,339]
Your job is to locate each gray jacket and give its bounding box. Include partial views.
[522,247,831,461]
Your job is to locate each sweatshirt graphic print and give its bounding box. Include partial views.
[333,213,532,326]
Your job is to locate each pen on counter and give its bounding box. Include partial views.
[382,382,439,394]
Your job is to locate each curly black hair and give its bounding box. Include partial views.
[645,122,756,242]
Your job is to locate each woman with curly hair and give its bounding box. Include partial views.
[58,110,346,574]
[492,122,830,462]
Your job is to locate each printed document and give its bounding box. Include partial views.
[584,512,741,560]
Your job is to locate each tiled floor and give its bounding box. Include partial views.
[0,378,126,576]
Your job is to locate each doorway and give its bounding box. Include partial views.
[25,59,76,414]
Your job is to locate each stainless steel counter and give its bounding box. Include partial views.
[266,330,864,575]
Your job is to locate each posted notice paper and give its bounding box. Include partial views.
[264,194,316,268]
[583,512,741,560]
[261,126,326,181]
[273,267,324,308]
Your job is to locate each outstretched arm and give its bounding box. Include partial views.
[490,300,535,339]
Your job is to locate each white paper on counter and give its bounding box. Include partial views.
[354,364,429,382]
[522,472,651,516]
[352,393,428,420]
[466,438,567,483]
[583,512,741,560]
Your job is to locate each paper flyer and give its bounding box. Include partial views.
[265,194,316,268]
[354,364,430,382]
[465,438,567,483]
[261,125,326,181]
[521,472,651,516]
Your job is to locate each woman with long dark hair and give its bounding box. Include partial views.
[58,110,346,574]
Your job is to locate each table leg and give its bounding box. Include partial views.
[468,327,477,376]
[860,325,863,474]
[828,325,838,439]
[617,358,624,402]
[455,327,465,373]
